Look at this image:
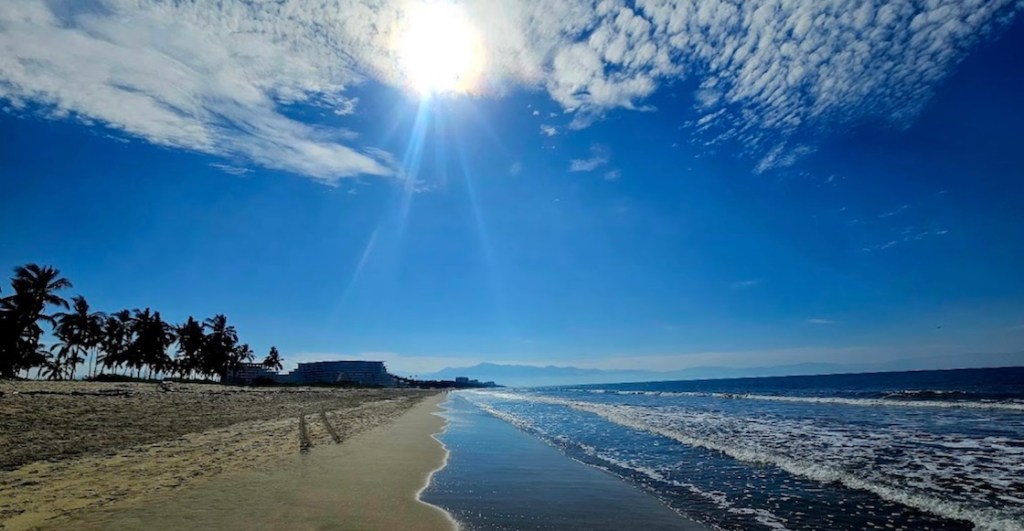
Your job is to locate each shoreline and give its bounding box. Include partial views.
[425,393,708,531]
[0,381,445,530]
[421,393,458,529]
[68,391,455,530]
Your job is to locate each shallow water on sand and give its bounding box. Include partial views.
[423,394,706,530]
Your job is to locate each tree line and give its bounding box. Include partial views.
[0,264,283,381]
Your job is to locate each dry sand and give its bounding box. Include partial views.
[73,392,455,531]
[0,381,447,530]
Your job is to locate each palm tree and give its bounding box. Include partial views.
[130,308,175,380]
[40,349,65,381]
[175,317,205,379]
[203,314,238,380]
[0,264,72,378]
[99,310,133,376]
[231,343,254,370]
[262,346,283,372]
[53,296,105,380]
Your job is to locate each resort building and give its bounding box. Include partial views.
[280,360,395,387]
[224,363,279,385]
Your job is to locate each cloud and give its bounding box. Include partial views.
[469,0,1020,166]
[0,0,395,183]
[2,0,1019,179]
[508,161,523,175]
[569,145,609,172]
[805,318,837,325]
[532,110,540,116]
[731,279,761,290]
[603,169,621,181]
[755,143,816,173]
[861,226,951,251]
[880,205,911,218]
[209,163,253,176]
[539,124,558,136]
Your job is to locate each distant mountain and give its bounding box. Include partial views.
[412,351,1024,387]
[415,361,850,387]
[416,362,648,387]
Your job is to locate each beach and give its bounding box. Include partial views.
[0,381,448,530]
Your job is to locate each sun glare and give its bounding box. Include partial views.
[397,1,483,96]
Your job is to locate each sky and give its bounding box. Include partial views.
[1,0,1023,377]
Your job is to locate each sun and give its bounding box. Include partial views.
[396,1,483,96]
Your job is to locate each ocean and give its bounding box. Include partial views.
[425,367,1024,530]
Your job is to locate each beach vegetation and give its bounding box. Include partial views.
[0,264,73,378]
[262,346,283,372]
[0,263,278,382]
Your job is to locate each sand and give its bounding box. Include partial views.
[0,381,447,530]
[73,392,456,531]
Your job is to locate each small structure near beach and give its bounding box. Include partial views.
[279,361,395,387]
[224,363,279,385]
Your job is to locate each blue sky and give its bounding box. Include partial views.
[1,0,1023,375]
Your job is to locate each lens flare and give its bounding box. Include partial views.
[396,1,483,96]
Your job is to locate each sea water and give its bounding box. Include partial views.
[423,394,707,530]
[435,367,1024,530]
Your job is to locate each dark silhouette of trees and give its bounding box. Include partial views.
[262,346,283,372]
[100,310,133,376]
[0,264,72,378]
[0,263,283,383]
[203,314,239,380]
[130,309,175,379]
[230,343,255,374]
[174,317,205,379]
[54,296,106,380]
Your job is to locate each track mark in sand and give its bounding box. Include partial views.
[319,407,343,444]
[298,414,312,454]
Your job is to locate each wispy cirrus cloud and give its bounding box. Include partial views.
[0,0,396,183]
[569,145,609,172]
[209,163,253,176]
[1,0,1019,180]
[731,279,762,290]
[470,0,1021,168]
[806,318,838,325]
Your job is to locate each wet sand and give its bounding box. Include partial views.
[426,394,708,530]
[0,381,441,530]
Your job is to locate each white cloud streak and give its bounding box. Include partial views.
[1,0,1020,178]
[471,0,1020,168]
[569,145,610,172]
[0,0,396,183]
